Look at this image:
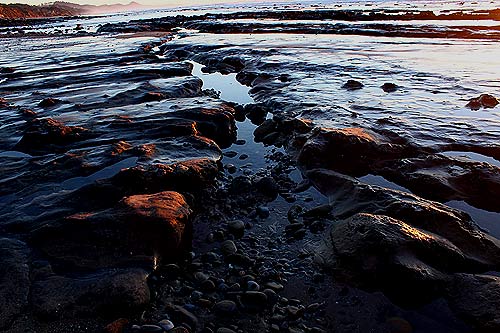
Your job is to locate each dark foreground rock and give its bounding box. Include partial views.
[0,238,30,329]
[31,191,192,271]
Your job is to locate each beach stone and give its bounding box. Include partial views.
[466,93,498,110]
[381,82,398,92]
[213,300,237,315]
[221,240,237,256]
[38,97,61,107]
[104,318,129,333]
[140,324,163,332]
[227,220,245,238]
[254,176,279,198]
[247,280,260,291]
[217,328,236,333]
[256,206,270,218]
[0,238,30,329]
[30,191,192,271]
[315,212,495,305]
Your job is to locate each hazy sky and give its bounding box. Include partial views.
[0,0,258,5]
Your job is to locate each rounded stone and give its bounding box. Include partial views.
[221,240,237,256]
[213,300,237,315]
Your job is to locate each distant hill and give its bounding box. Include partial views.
[0,1,147,20]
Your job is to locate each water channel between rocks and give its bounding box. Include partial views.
[190,59,500,240]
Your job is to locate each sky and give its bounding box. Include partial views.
[0,0,257,5]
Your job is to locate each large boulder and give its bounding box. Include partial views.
[298,127,424,176]
[30,191,192,271]
[307,169,500,269]
[31,268,150,319]
[377,154,500,212]
[0,238,30,329]
[316,213,463,304]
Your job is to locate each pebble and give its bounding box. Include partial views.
[158,319,175,331]
[256,206,270,218]
[194,272,209,282]
[247,280,260,291]
[213,300,238,315]
[226,164,237,174]
[221,240,237,255]
[235,139,246,145]
[264,282,284,292]
[239,153,249,160]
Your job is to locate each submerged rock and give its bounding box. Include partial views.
[298,127,423,176]
[381,82,398,92]
[466,94,498,110]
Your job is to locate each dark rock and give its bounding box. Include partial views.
[342,80,363,90]
[15,118,90,154]
[227,220,245,238]
[254,176,280,198]
[165,304,199,331]
[0,238,30,329]
[38,97,61,108]
[254,119,277,142]
[31,268,150,318]
[298,127,425,176]
[30,191,192,271]
[466,94,498,110]
[238,291,268,311]
[221,240,237,256]
[316,213,469,304]
[245,104,269,125]
[213,300,237,316]
[381,82,398,92]
[448,273,500,332]
[308,169,500,269]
